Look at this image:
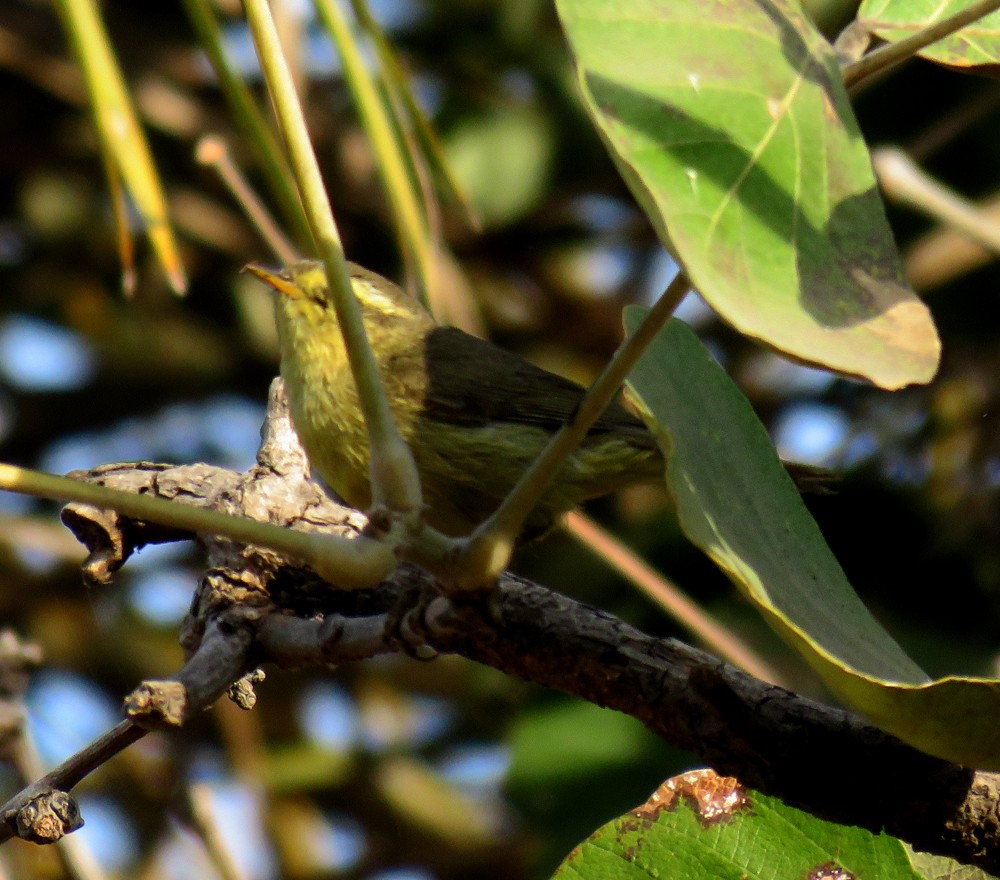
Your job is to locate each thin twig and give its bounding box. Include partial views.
[874,146,1000,254]
[563,511,787,685]
[196,135,300,263]
[457,272,691,587]
[242,0,423,519]
[0,721,147,845]
[844,0,1000,90]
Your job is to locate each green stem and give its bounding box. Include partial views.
[54,0,185,293]
[181,0,313,249]
[843,0,1000,89]
[242,0,422,518]
[456,271,692,588]
[348,0,477,229]
[313,0,436,297]
[0,464,394,590]
[874,146,1000,254]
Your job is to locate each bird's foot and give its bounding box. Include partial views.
[384,582,439,660]
[361,503,394,540]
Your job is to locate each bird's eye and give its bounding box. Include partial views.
[312,290,332,307]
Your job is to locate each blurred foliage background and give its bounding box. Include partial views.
[1,0,1000,878]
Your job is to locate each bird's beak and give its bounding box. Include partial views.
[243,263,300,299]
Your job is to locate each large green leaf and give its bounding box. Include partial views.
[624,309,1000,769]
[859,0,1000,67]
[556,0,939,390]
[552,768,920,879]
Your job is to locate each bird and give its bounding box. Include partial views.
[246,260,666,539]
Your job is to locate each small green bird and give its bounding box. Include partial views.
[247,260,665,538]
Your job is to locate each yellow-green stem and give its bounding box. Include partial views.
[181,0,312,248]
[313,0,436,298]
[0,464,394,590]
[456,271,692,588]
[348,0,477,230]
[843,0,1000,90]
[242,0,422,518]
[54,0,185,293]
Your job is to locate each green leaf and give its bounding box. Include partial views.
[552,768,920,879]
[508,700,667,788]
[556,0,939,390]
[904,843,1000,880]
[507,699,685,870]
[624,309,1000,769]
[859,0,1000,67]
[444,107,555,229]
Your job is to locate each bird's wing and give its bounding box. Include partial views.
[421,326,654,442]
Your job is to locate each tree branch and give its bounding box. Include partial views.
[7,378,995,870]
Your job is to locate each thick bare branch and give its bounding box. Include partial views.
[24,378,1000,871]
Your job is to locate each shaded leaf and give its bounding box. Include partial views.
[624,309,1000,769]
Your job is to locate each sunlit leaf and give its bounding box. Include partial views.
[859,0,1000,67]
[557,0,940,389]
[553,768,919,879]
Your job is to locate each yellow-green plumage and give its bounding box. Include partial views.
[254,260,664,538]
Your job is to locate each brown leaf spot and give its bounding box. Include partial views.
[806,861,855,880]
[632,769,750,827]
